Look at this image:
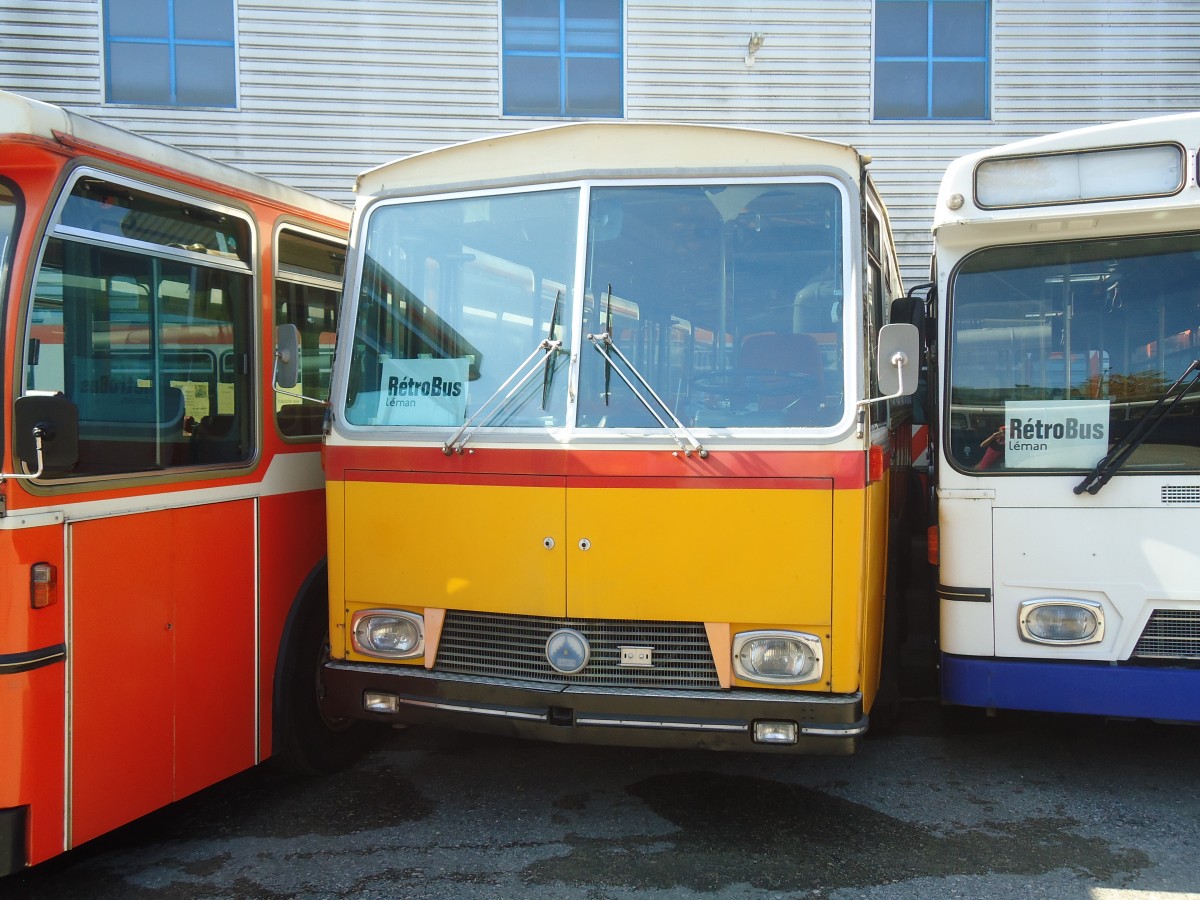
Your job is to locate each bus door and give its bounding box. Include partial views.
[19,171,257,846]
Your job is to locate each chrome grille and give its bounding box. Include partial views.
[1133,610,1200,660]
[434,611,720,689]
[1162,486,1200,505]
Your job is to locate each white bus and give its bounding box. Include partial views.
[931,114,1200,720]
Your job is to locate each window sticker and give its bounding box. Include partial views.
[1003,400,1109,468]
[376,358,469,426]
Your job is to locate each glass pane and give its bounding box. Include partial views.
[565,57,620,116]
[565,0,621,53]
[874,60,928,118]
[933,0,987,58]
[947,234,1200,473]
[175,0,235,42]
[503,0,561,52]
[932,61,986,118]
[875,1,928,58]
[107,0,168,39]
[176,44,237,107]
[108,43,171,105]
[27,237,252,476]
[59,177,252,266]
[578,183,845,430]
[275,231,346,437]
[0,184,17,308]
[504,55,561,114]
[346,189,579,429]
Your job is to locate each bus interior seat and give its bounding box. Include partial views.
[738,331,827,424]
[277,402,326,437]
[75,385,188,471]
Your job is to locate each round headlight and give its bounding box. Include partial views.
[1019,599,1104,645]
[733,631,823,684]
[352,610,424,658]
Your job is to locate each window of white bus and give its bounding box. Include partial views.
[946,233,1200,474]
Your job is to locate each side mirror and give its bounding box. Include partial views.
[275,323,300,389]
[12,393,79,478]
[875,322,920,398]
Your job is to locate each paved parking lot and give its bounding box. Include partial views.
[6,700,1200,899]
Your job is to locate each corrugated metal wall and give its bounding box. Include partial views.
[3,0,1200,285]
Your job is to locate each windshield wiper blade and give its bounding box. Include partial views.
[586,310,708,459]
[541,290,562,411]
[444,335,563,455]
[1074,358,1200,495]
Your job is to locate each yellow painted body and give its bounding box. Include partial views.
[328,467,892,706]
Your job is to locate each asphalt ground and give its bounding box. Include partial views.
[5,699,1200,899]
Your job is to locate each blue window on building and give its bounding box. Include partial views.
[104,0,236,107]
[874,0,989,120]
[502,0,623,117]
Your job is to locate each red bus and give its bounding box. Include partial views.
[0,90,367,874]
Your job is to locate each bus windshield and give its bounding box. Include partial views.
[947,232,1200,473]
[343,180,846,432]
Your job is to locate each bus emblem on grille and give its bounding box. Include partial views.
[546,628,590,674]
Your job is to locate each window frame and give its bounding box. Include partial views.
[500,0,625,119]
[20,166,259,483]
[102,0,239,109]
[872,0,991,122]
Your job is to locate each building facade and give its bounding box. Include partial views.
[3,0,1199,283]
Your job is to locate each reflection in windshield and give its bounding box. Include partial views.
[948,234,1200,473]
[344,181,847,432]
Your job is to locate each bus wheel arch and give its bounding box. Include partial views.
[272,559,379,773]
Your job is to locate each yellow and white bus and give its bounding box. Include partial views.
[932,114,1200,720]
[316,123,920,753]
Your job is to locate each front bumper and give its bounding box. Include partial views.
[322,662,867,754]
[941,653,1200,722]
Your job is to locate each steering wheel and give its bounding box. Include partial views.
[691,369,816,411]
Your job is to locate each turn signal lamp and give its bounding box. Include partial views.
[733,630,823,684]
[1018,599,1104,645]
[352,609,424,659]
[30,562,57,609]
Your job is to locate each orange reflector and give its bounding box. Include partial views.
[868,445,885,483]
[31,562,57,609]
[927,525,939,567]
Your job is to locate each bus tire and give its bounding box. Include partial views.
[274,568,379,774]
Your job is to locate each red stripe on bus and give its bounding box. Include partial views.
[329,445,868,489]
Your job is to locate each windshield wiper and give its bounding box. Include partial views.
[541,291,562,410]
[1074,358,1200,495]
[444,328,564,455]
[587,286,708,459]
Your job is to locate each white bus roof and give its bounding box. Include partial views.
[0,89,349,224]
[934,111,1200,235]
[355,121,865,201]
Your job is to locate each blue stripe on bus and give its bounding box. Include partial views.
[941,654,1200,722]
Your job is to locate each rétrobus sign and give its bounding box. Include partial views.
[1003,400,1108,468]
[377,358,469,426]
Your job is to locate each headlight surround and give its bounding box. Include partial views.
[732,630,823,684]
[1018,598,1105,645]
[351,609,425,659]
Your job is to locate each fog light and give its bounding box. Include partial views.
[732,630,823,684]
[753,720,798,745]
[1019,599,1104,645]
[352,610,425,659]
[364,691,400,713]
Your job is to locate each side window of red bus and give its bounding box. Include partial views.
[274,227,345,437]
[24,173,254,477]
